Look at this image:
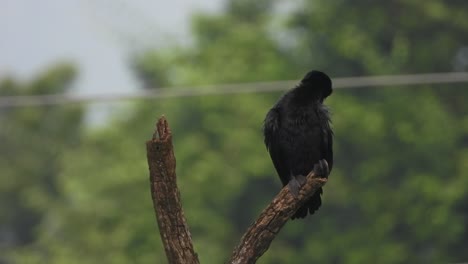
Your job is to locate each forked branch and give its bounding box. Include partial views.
[146,116,327,264]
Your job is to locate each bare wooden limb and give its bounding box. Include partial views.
[146,116,327,264]
[146,116,200,264]
[228,170,328,264]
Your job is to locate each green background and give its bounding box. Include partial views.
[2,0,467,263]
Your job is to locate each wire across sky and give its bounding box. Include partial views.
[1,71,467,108]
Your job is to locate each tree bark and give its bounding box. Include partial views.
[146,116,200,264]
[146,116,327,264]
[228,169,327,264]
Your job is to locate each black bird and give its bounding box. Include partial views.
[263,70,333,219]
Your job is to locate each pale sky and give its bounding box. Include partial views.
[0,0,224,94]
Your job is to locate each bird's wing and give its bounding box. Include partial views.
[263,107,289,185]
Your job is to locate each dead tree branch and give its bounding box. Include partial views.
[146,116,327,264]
[146,116,200,264]
[228,169,327,264]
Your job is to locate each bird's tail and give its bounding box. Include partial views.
[291,187,322,219]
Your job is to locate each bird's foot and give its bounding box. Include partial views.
[313,159,330,178]
[296,174,307,185]
[288,174,307,197]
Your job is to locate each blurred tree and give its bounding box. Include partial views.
[281,0,468,262]
[9,0,468,263]
[288,0,468,76]
[132,1,468,261]
[0,63,84,262]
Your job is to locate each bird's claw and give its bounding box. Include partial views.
[288,178,300,197]
[313,159,330,178]
[296,174,307,185]
[288,174,307,197]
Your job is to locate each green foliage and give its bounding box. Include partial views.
[289,0,468,75]
[0,63,83,262]
[5,0,468,263]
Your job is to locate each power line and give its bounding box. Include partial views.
[1,72,467,108]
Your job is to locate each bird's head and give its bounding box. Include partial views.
[300,70,333,100]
